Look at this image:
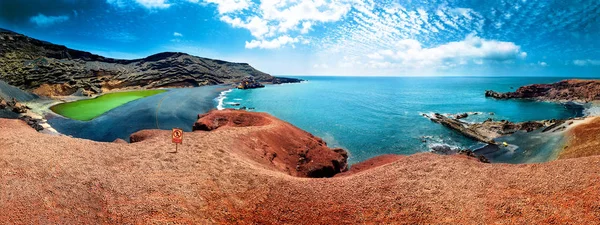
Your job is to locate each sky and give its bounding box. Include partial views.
[1,0,599,76]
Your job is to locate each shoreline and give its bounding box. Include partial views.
[8,79,600,163]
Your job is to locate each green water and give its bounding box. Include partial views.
[50,89,166,121]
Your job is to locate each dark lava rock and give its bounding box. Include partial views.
[19,115,43,131]
[455,113,468,119]
[430,144,459,155]
[485,79,600,103]
[237,76,265,89]
[458,149,490,163]
[0,29,300,96]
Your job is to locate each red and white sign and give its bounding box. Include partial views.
[172,128,183,144]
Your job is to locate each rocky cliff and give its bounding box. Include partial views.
[0,28,300,96]
[485,79,600,102]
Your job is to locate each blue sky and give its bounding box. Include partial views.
[1,0,599,76]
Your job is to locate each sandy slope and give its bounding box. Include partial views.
[1,110,600,224]
[560,116,600,159]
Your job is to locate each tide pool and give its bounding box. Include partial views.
[50,89,166,121]
[219,76,584,164]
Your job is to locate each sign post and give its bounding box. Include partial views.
[171,128,183,153]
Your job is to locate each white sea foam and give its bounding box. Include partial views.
[583,105,600,116]
[216,89,233,110]
[233,98,243,101]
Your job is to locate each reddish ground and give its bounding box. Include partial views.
[560,117,600,159]
[1,110,600,224]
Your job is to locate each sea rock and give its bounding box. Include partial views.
[427,113,552,144]
[455,113,468,119]
[427,113,495,144]
[430,144,459,155]
[237,76,265,89]
[457,149,490,163]
[485,79,600,102]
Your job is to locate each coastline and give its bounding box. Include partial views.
[216,88,233,110]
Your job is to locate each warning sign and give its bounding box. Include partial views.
[172,128,183,144]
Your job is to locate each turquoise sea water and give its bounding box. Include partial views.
[219,76,584,164]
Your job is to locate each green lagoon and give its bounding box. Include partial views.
[50,89,166,121]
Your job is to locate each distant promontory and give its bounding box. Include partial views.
[0,28,301,97]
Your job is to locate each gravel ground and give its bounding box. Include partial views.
[1,112,600,224]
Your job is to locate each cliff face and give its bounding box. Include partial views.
[485,79,600,102]
[0,28,299,96]
[192,109,348,177]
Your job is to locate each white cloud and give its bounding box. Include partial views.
[135,0,170,8]
[29,14,69,26]
[363,34,526,69]
[245,35,299,49]
[201,0,252,14]
[313,63,329,69]
[573,59,600,66]
[173,32,183,37]
[107,0,170,9]
[220,16,269,38]
[301,22,312,34]
[216,0,350,49]
[539,61,548,67]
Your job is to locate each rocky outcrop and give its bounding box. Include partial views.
[425,113,563,144]
[194,109,348,178]
[427,113,496,144]
[485,79,600,102]
[0,28,302,96]
[236,76,265,89]
[0,97,29,114]
[18,115,44,131]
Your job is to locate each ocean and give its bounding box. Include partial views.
[218,76,585,164]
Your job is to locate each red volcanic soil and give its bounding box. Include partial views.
[560,117,600,159]
[1,110,600,224]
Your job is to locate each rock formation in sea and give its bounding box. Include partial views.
[2,109,600,224]
[236,76,265,89]
[485,79,600,102]
[0,28,302,96]
[425,113,568,144]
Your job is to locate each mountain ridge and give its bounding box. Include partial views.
[0,28,299,96]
